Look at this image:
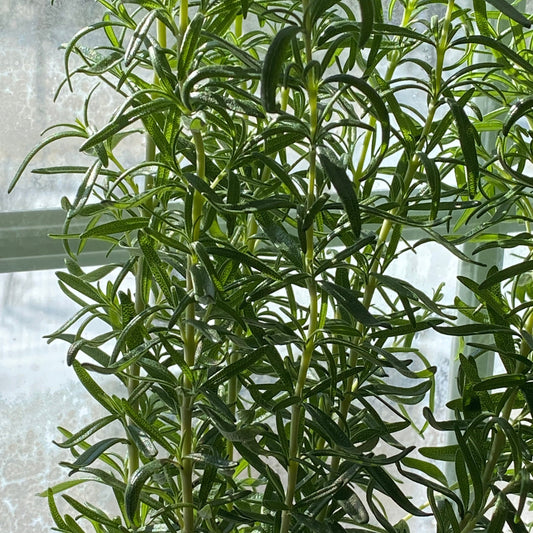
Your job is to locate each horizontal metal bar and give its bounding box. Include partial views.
[0,207,523,273]
[0,209,127,273]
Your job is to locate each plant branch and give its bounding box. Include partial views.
[281,5,319,530]
[458,310,533,532]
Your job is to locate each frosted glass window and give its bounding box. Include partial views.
[0,270,118,531]
[1,0,110,211]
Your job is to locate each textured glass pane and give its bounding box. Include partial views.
[0,1,115,211]
[0,270,116,531]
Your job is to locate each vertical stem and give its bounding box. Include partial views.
[179,0,188,47]
[126,4,170,503]
[180,260,195,533]
[354,0,415,186]
[282,283,319,531]
[327,1,417,489]
[127,13,166,480]
[458,311,533,533]
[330,0,456,485]
[235,13,243,38]
[225,13,246,463]
[175,3,198,528]
[157,18,167,49]
[126,273,143,478]
[281,4,318,531]
[226,342,238,461]
[179,126,205,533]
[127,135,156,479]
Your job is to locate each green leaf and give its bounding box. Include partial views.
[261,25,300,113]
[393,520,410,533]
[138,230,174,304]
[452,35,533,76]
[80,98,174,152]
[47,489,68,530]
[321,281,389,328]
[419,445,459,462]
[62,19,130,88]
[357,0,375,49]
[430,494,461,533]
[447,98,479,199]
[186,263,214,307]
[485,0,531,27]
[370,318,442,340]
[63,514,86,533]
[324,74,390,181]
[62,495,120,528]
[81,264,121,282]
[159,335,194,383]
[417,151,441,219]
[182,65,255,110]
[433,323,516,336]
[72,361,117,413]
[81,217,149,239]
[127,425,158,459]
[318,150,361,238]
[336,486,369,525]
[205,244,282,280]
[361,379,431,404]
[459,354,493,412]
[198,464,217,509]
[184,171,221,206]
[401,457,447,486]
[39,479,91,497]
[53,415,118,449]
[372,273,454,319]
[456,429,484,514]
[124,9,157,66]
[473,0,496,36]
[9,130,86,193]
[473,373,527,391]
[201,31,260,71]
[67,160,103,218]
[397,462,465,516]
[80,50,123,75]
[178,12,204,80]
[55,271,106,304]
[125,459,166,524]
[479,260,533,289]
[254,211,303,267]
[365,465,430,517]
[45,303,99,341]
[121,400,175,455]
[464,268,518,372]
[291,513,338,532]
[265,346,295,394]
[205,347,269,388]
[186,453,239,470]
[307,0,338,24]
[141,357,179,386]
[192,241,224,292]
[305,404,352,448]
[50,333,110,367]
[148,38,177,91]
[503,96,533,136]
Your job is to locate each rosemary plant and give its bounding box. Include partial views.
[10,0,533,531]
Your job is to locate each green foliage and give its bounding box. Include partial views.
[11,0,533,531]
